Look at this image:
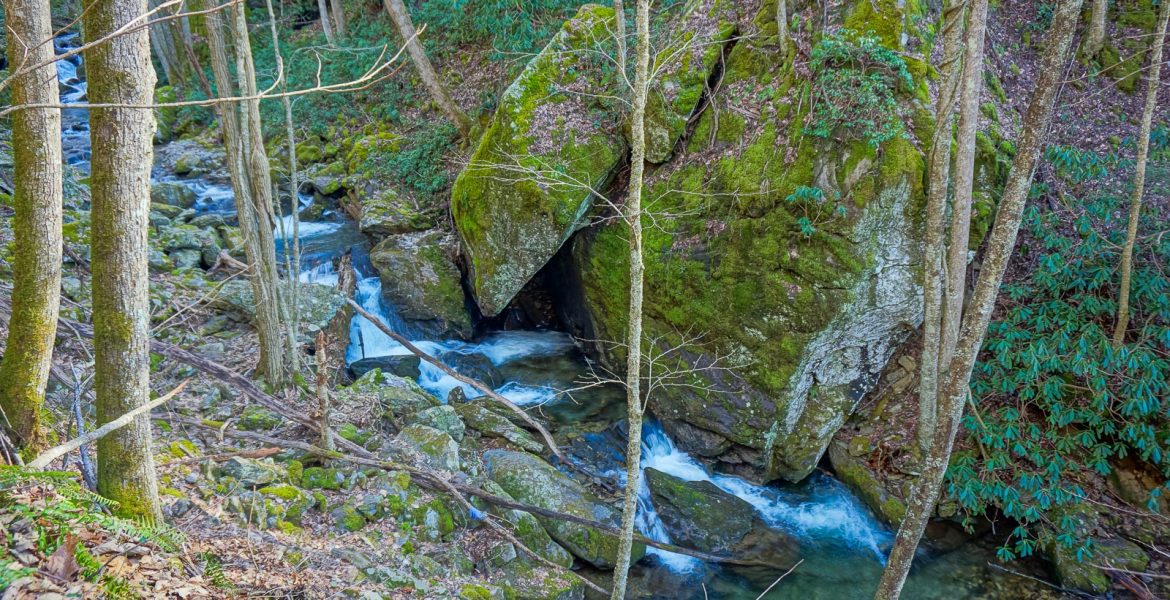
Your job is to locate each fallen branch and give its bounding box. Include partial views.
[163,447,282,466]
[168,415,787,569]
[28,380,190,470]
[754,559,803,599]
[346,298,565,463]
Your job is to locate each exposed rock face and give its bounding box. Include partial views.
[451,4,625,318]
[482,449,645,569]
[567,8,927,483]
[644,468,797,567]
[369,229,472,338]
[451,1,727,317]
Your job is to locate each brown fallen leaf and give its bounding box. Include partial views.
[40,535,80,583]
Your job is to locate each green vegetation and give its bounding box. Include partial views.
[950,193,1170,560]
[805,30,915,148]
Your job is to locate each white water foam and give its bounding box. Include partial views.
[635,420,891,573]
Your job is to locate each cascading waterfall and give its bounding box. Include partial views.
[635,420,892,574]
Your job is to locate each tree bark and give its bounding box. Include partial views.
[940,0,989,369]
[873,2,1083,598]
[1085,0,1108,58]
[84,0,164,522]
[1111,0,1169,346]
[317,0,335,44]
[329,0,346,38]
[0,0,64,451]
[382,0,472,140]
[147,0,182,86]
[204,0,292,386]
[233,0,295,380]
[610,0,650,598]
[917,0,966,454]
[776,0,789,52]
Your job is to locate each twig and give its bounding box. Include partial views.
[754,559,803,599]
[346,298,566,463]
[27,380,190,470]
[163,447,282,466]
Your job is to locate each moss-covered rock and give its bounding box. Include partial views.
[569,7,927,483]
[369,229,472,339]
[337,368,440,424]
[1049,536,1149,594]
[644,467,796,566]
[827,437,906,525]
[397,424,461,472]
[237,405,281,431]
[352,186,433,236]
[150,182,197,208]
[213,279,346,337]
[476,480,574,568]
[301,466,346,490]
[483,449,644,569]
[451,4,626,317]
[499,560,585,600]
[408,405,466,442]
[455,403,544,453]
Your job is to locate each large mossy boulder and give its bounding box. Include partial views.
[451,4,626,317]
[213,279,347,338]
[397,424,461,472]
[352,186,433,236]
[451,2,739,317]
[483,449,645,569]
[150,182,197,208]
[644,468,797,567]
[336,368,440,425]
[568,3,929,483]
[369,229,472,339]
[477,480,575,568]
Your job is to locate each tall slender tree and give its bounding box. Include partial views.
[940,0,990,368]
[776,0,789,52]
[84,0,164,521]
[1111,0,1169,346]
[873,2,1083,597]
[0,0,64,451]
[610,0,651,597]
[204,0,294,386]
[382,0,472,140]
[916,0,966,454]
[330,0,346,38]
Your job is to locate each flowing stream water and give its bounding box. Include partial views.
[49,35,1066,600]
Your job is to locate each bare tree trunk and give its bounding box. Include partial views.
[233,1,296,380]
[776,0,788,52]
[917,0,965,455]
[0,0,64,452]
[614,0,626,77]
[1112,0,1169,346]
[873,3,1083,597]
[330,0,346,38]
[382,0,472,140]
[204,0,291,386]
[317,0,335,44]
[315,331,333,451]
[1085,0,1108,58]
[147,0,179,85]
[941,0,989,369]
[264,0,303,366]
[610,0,650,598]
[84,0,164,522]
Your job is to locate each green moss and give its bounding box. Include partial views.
[258,484,303,501]
[275,520,303,535]
[167,439,198,459]
[302,467,344,490]
[285,460,303,485]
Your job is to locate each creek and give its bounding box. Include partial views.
[50,35,1064,600]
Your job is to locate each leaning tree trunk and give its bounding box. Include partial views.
[204,0,292,386]
[916,0,966,455]
[1085,0,1108,58]
[84,0,164,522]
[873,2,1083,598]
[0,0,64,451]
[940,0,990,369]
[1111,0,1169,346]
[382,0,472,140]
[609,0,651,598]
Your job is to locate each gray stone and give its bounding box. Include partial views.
[397,424,460,472]
[408,405,465,442]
